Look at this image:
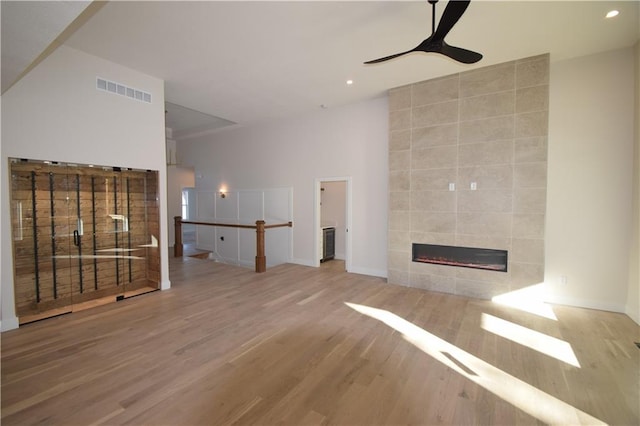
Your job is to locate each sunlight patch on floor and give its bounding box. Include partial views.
[481,313,580,368]
[491,283,557,320]
[345,302,605,426]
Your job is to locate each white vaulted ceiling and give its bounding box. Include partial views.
[1,0,92,92]
[3,1,639,137]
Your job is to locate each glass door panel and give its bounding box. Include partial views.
[143,170,160,290]
[67,169,113,305]
[10,161,73,321]
[90,170,127,300]
[121,170,160,296]
[48,166,76,311]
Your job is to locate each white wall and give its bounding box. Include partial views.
[178,97,388,276]
[1,45,168,331]
[627,41,640,324]
[546,47,636,313]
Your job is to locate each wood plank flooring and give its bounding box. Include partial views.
[2,257,639,425]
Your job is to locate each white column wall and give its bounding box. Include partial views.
[546,47,636,313]
[627,41,640,324]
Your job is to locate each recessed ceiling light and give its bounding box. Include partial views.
[346,80,353,85]
[606,10,619,18]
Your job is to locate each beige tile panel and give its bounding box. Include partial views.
[389,191,410,211]
[411,145,458,170]
[390,109,411,131]
[455,278,509,300]
[516,54,550,88]
[388,230,411,251]
[514,162,547,188]
[409,273,455,293]
[513,187,547,214]
[388,249,411,271]
[411,123,458,150]
[387,268,409,286]
[389,210,411,231]
[459,91,515,121]
[407,273,430,290]
[389,170,410,191]
[515,110,548,138]
[411,211,456,234]
[412,100,459,128]
[516,85,549,113]
[514,137,548,163]
[457,212,512,237]
[389,150,410,171]
[409,231,456,247]
[459,61,515,97]
[412,190,457,212]
[457,164,513,189]
[457,189,513,213]
[511,238,544,264]
[411,168,457,191]
[412,75,459,107]
[389,86,411,111]
[390,130,411,151]
[459,115,515,144]
[509,262,545,290]
[512,213,545,238]
[458,139,514,167]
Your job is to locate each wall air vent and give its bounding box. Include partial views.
[96,77,152,104]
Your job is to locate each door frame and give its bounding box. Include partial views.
[314,177,352,271]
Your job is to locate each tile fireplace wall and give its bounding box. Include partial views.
[388,54,549,299]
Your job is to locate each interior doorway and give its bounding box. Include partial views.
[315,177,351,271]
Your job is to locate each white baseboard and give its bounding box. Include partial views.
[290,258,317,267]
[290,258,387,278]
[625,305,640,325]
[347,266,387,278]
[1,316,20,332]
[544,294,626,315]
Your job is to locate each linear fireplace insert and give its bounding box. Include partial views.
[412,243,508,272]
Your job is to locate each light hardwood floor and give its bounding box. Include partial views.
[2,257,639,425]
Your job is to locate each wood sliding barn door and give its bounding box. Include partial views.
[9,159,160,324]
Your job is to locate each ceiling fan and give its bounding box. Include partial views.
[364,0,482,65]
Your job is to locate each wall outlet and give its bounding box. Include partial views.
[470,182,477,190]
[448,183,455,191]
[559,275,568,285]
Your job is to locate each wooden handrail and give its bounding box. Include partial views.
[174,216,293,273]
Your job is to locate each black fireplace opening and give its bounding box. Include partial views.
[412,243,508,272]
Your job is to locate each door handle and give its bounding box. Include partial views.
[73,230,80,247]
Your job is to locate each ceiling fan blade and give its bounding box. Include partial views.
[364,0,482,65]
[364,49,414,64]
[439,41,483,64]
[432,0,471,41]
